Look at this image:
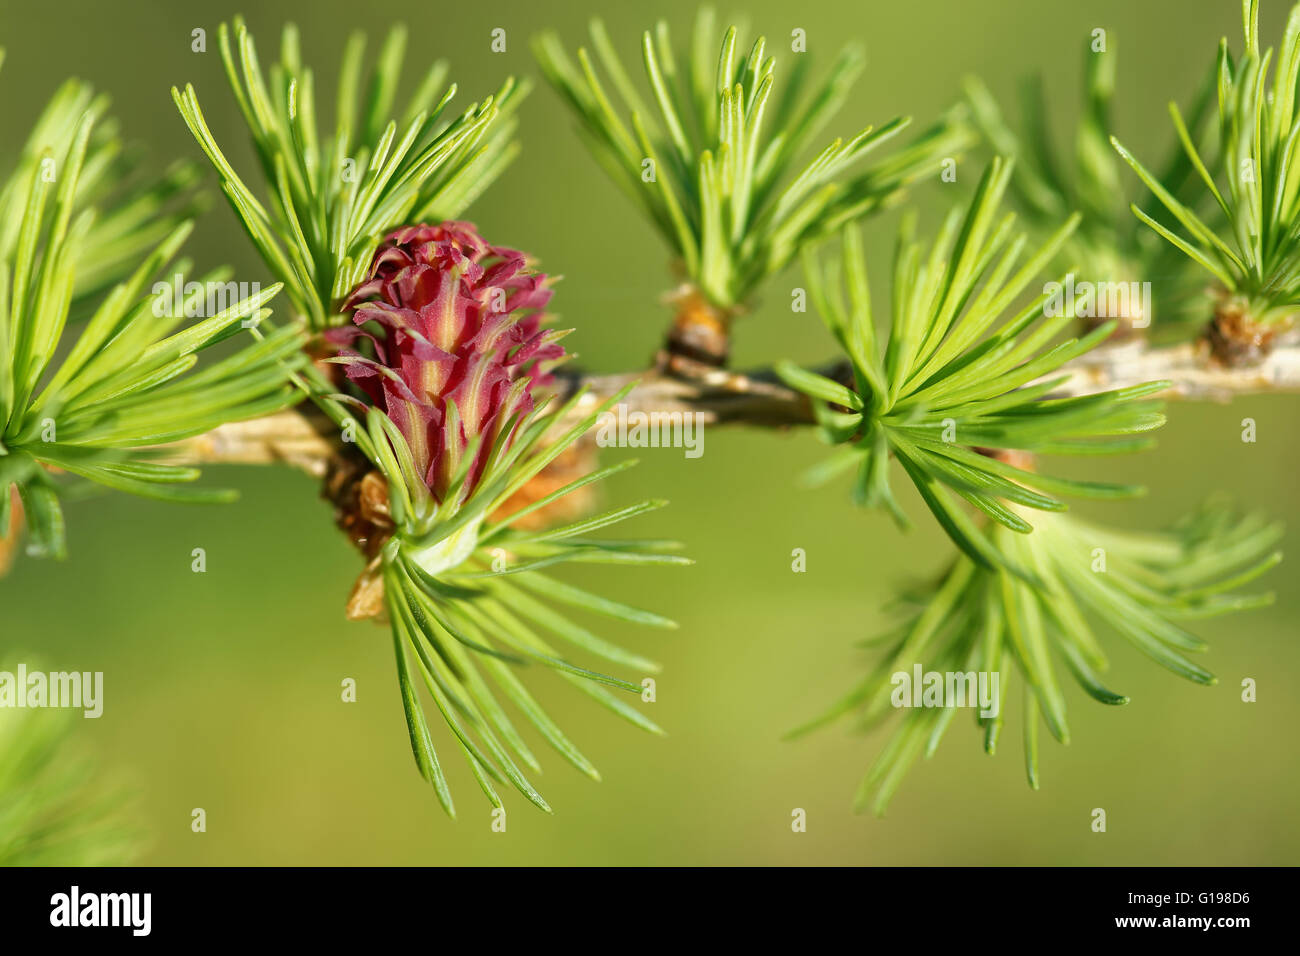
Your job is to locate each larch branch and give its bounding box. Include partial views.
[161,340,1300,475]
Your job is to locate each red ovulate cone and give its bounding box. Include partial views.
[328,221,566,502]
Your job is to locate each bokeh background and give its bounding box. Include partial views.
[1,0,1297,865]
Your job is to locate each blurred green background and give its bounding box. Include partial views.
[2,0,1298,865]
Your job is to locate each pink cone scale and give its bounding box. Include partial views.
[329,222,565,503]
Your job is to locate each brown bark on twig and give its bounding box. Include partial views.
[0,486,22,576]
[658,286,737,371]
[159,338,1300,477]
